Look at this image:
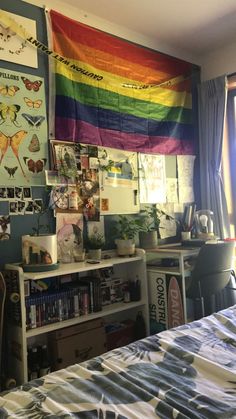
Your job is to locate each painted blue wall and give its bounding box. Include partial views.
[0,0,52,266]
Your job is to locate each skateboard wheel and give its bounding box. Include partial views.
[5,377,16,389]
[10,293,20,303]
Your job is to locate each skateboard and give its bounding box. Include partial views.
[0,271,17,391]
[0,271,6,392]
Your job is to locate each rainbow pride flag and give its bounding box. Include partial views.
[48,9,198,154]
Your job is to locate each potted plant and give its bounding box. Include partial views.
[138,210,158,249]
[85,232,105,260]
[112,215,144,256]
[138,205,176,248]
[138,204,163,248]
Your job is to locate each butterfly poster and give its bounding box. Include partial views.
[0,11,38,68]
[0,68,48,186]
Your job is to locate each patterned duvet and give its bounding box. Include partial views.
[1,305,236,418]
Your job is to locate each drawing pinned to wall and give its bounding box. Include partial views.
[0,69,48,186]
[177,155,195,203]
[157,203,177,239]
[56,213,83,263]
[166,178,178,203]
[0,12,38,68]
[139,153,166,204]
[0,215,10,240]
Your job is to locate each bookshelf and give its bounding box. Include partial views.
[4,249,149,385]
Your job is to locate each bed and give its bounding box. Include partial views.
[1,305,236,418]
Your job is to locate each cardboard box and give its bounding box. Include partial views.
[106,320,134,350]
[49,318,107,370]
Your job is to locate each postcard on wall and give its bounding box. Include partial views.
[0,214,10,240]
[81,169,100,221]
[50,140,81,176]
[87,216,105,238]
[139,153,166,204]
[166,178,178,203]
[98,146,138,188]
[0,68,48,186]
[0,12,38,68]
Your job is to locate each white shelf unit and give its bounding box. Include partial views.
[146,244,200,325]
[5,249,149,385]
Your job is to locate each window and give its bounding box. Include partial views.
[223,78,236,237]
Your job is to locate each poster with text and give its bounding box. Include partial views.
[0,69,48,186]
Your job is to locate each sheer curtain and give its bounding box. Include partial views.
[198,75,235,310]
[198,75,230,239]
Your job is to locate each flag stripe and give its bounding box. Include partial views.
[56,74,192,123]
[55,62,192,109]
[55,117,194,155]
[50,10,192,76]
[56,95,193,139]
[53,32,192,89]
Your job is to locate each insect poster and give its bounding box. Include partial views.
[0,12,38,68]
[0,68,48,186]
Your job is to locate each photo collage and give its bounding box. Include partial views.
[0,186,43,215]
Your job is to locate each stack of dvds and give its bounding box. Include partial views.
[25,276,102,329]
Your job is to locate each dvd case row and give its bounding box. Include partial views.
[25,278,102,329]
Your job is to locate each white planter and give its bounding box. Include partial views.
[22,234,57,266]
[115,239,135,256]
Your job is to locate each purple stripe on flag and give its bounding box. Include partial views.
[55,117,194,155]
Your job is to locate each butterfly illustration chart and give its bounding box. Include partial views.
[0,12,38,68]
[0,69,48,186]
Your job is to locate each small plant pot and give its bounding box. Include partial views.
[139,231,158,249]
[115,239,135,256]
[87,248,102,260]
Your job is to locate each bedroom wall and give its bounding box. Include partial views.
[200,40,236,81]
[23,0,199,65]
[0,0,199,265]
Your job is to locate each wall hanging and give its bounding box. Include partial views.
[47,9,198,155]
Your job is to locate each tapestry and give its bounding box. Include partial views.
[48,10,198,155]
